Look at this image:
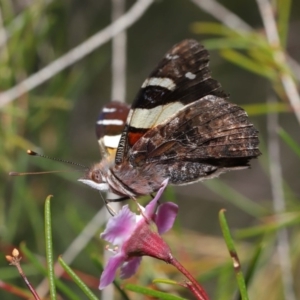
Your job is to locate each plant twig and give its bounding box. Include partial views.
[190,0,300,80]
[256,0,300,125]
[102,1,128,299]
[0,0,154,108]
[6,248,41,300]
[111,0,127,103]
[267,96,296,300]
[58,257,98,300]
[190,0,252,31]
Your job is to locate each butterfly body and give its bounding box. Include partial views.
[86,154,165,198]
[79,40,260,200]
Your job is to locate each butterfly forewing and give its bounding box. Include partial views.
[132,39,227,109]
[115,39,228,165]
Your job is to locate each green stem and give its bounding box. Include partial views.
[44,196,56,300]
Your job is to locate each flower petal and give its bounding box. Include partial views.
[156,202,178,235]
[100,205,136,245]
[99,254,125,290]
[145,178,169,218]
[120,257,142,279]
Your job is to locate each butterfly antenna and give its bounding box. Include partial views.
[9,150,87,177]
[9,170,73,176]
[27,150,87,169]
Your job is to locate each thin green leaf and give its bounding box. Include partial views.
[219,209,249,300]
[0,265,38,280]
[5,155,30,241]
[246,43,275,63]
[220,49,276,80]
[30,96,73,110]
[236,212,300,238]
[191,22,239,37]
[19,243,47,275]
[215,264,233,300]
[243,240,264,288]
[203,38,258,51]
[45,195,56,300]
[282,181,300,207]
[58,257,98,300]
[241,102,290,115]
[202,34,269,52]
[277,0,292,48]
[125,284,186,300]
[203,179,268,217]
[219,210,238,258]
[278,127,300,158]
[152,278,179,285]
[197,262,231,283]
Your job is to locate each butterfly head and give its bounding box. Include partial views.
[78,163,109,192]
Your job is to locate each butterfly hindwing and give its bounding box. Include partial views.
[96,101,129,161]
[129,95,260,166]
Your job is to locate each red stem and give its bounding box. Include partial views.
[169,256,209,300]
[16,262,41,300]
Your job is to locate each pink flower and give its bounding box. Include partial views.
[99,179,178,290]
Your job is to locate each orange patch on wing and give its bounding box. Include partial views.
[128,132,144,146]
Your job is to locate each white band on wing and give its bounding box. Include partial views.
[96,119,124,126]
[141,77,176,91]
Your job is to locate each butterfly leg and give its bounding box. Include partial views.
[105,197,131,216]
[104,201,116,216]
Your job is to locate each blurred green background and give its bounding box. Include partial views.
[1,0,300,299]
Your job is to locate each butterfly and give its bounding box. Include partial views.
[79,39,260,202]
